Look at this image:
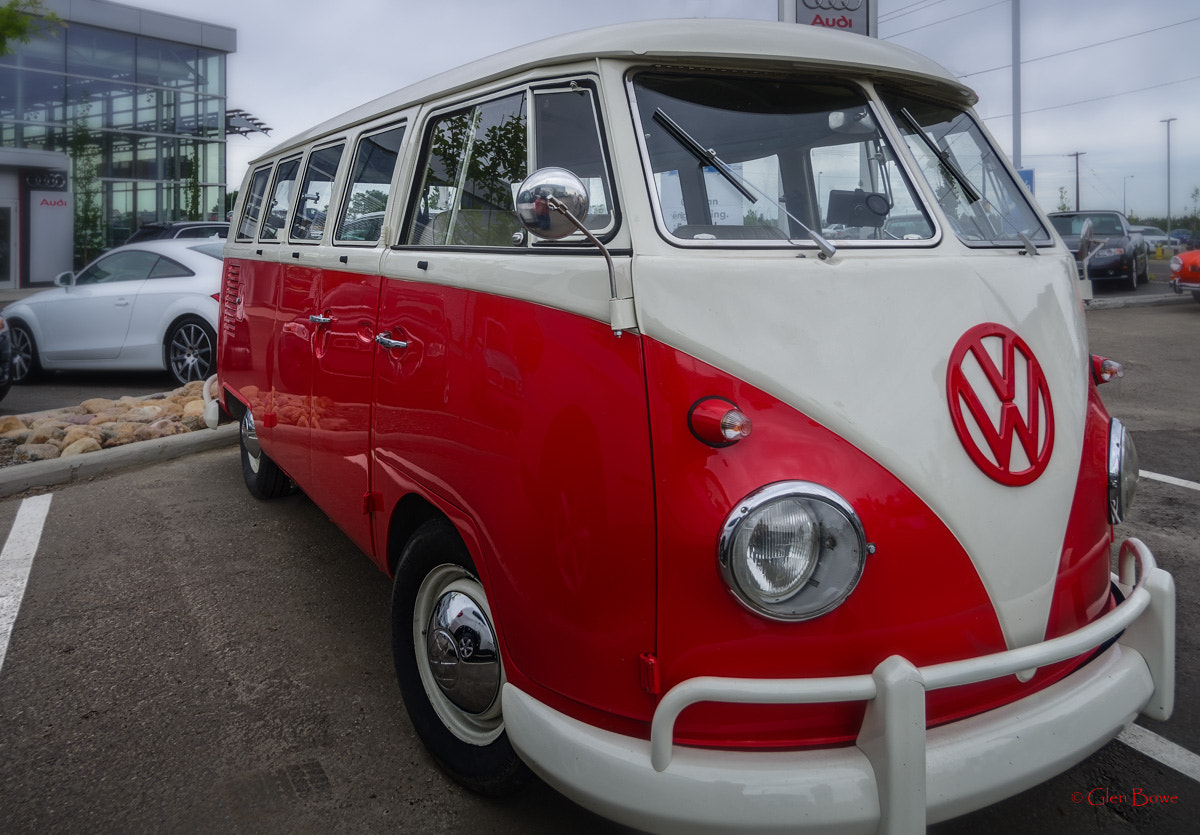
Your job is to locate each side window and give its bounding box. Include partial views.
[335,123,406,244]
[236,166,271,241]
[533,86,614,232]
[406,92,527,247]
[75,250,160,284]
[148,257,194,279]
[260,156,301,242]
[290,143,345,242]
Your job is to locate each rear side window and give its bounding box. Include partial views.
[291,143,345,242]
[237,167,272,241]
[407,92,528,247]
[336,123,406,244]
[260,156,301,241]
[148,257,194,279]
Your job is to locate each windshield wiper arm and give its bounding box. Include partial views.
[897,107,982,204]
[652,108,836,259]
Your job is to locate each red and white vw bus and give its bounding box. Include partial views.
[215,19,1174,833]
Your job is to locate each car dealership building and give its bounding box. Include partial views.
[0,0,235,288]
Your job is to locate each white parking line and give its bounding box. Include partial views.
[0,494,53,674]
[1141,470,1200,492]
[1119,723,1200,784]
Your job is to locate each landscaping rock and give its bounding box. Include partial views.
[0,381,215,467]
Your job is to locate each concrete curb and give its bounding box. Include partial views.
[1086,290,1193,310]
[0,422,239,499]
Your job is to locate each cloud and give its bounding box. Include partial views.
[136,0,1199,220]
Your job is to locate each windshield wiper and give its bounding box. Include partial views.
[897,107,982,204]
[652,108,836,259]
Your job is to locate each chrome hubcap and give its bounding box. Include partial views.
[426,589,501,714]
[241,411,263,473]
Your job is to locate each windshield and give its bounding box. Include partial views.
[879,90,1049,245]
[630,72,934,245]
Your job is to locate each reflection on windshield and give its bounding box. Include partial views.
[880,90,1049,245]
[631,72,934,245]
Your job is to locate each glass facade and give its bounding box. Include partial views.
[0,11,230,250]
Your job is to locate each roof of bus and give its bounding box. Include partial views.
[257,18,975,163]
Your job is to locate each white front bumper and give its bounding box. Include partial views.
[503,539,1174,834]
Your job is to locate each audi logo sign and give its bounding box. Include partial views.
[785,0,875,36]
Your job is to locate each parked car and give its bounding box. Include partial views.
[1135,225,1180,252]
[1168,228,1194,248]
[2,239,221,387]
[123,220,229,245]
[1169,250,1200,303]
[881,212,934,239]
[0,316,12,402]
[1047,210,1147,290]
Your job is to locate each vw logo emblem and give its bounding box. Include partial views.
[801,0,864,10]
[947,323,1054,486]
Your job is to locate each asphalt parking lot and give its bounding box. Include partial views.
[0,281,1196,833]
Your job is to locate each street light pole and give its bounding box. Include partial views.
[1162,117,1176,233]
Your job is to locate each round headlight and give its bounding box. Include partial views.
[729,497,820,604]
[719,482,868,621]
[1108,418,1139,524]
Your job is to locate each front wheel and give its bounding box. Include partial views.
[1127,260,1140,291]
[239,410,294,499]
[391,518,530,797]
[1192,290,1200,304]
[9,321,41,384]
[165,316,216,386]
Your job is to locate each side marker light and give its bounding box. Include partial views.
[688,397,752,447]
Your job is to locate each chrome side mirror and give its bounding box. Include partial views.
[515,167,590,240]
[515,167,636,336]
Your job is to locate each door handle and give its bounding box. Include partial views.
[309,314,333,325]
[375,332,408,350]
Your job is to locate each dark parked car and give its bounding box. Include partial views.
[1047,210,1148,291]
[123,221,229,245]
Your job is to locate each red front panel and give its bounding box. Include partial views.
[644,339,1114,748]
[370,277,658,722]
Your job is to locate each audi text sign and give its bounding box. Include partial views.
[792,0,874,37]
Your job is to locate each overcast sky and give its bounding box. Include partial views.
[130,0,1200,223]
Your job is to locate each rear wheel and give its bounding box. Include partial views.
[239,410,294,499]
[391,518,530,797]
[165,316,216,386]
[1192,290,1200,304]
[9,321,41,384]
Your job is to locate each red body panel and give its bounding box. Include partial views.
[642,339,1114,747]
[369,278,658,722]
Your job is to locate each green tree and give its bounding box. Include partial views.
[69,118,104,266]
[182,145,202,220]
[0,0,60,56]
[1056,187,1071,213]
